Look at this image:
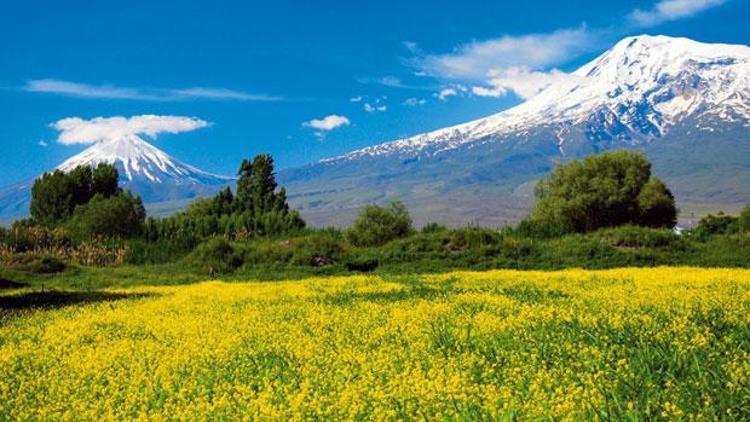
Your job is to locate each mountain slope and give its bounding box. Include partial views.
[0,136,232,221]
[281,35,750,226]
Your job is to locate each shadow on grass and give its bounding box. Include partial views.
[0,290,157,311]
[0,278,30,290]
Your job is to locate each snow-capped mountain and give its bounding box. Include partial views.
[326,35,750,162]
[57,134,230,186]
[0,136,232,221]
[281,35,750,227]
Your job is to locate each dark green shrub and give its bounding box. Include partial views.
[691,212,738,240]
[347,201,414,247]
[8,253,67,274]
[596,225,687,250]
[186,237,243,275]
[66,192,145,241]
[446,227,503,254]
[289,233,346,267]
[28,254,67,274]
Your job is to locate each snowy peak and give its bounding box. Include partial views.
[57,135,230,185]
[326,35,750,163]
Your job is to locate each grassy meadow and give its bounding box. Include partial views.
[2,267,749,419]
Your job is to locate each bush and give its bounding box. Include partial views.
[186,237,243,275]
[289,233,347,267]
[5,253,67,274]
[66,192,146,241]
[421,223,448,234]
[347,201,414,247]
[595,225,686,250]
[27,254,67,274]
[691,212,738,240]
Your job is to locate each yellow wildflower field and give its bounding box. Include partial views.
[1,267,750,419]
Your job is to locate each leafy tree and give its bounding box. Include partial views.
[637,178,677,228]
[30,163,121,226]
[68,165,93,208]
[738,204,750,233]
[347,201,414,247]
[30,170,74,226]
[524,151,677,235]
[236,154,278,215]
[692,212,738,239]
[66,191,146,240]
[92,163,120,198]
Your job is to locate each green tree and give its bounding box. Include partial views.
[347,201,414,247]
[637,178,677,228]
[525,151,677,235]
[738,204,750,233]
[68,165,93,208]
[66,191,146,240]
[236,154,278,214]
[30,170,74,226]
[29,163,121,226]
[92,163,120,198]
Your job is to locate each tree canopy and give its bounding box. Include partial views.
[30,163,120,226]
[523,151,677,235]
[347,201,414,247]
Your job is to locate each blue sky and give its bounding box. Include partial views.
[0,0,748,186]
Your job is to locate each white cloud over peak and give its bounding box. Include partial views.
[416,27,596,81]
[52,115,210,145]
[630,0,726,27]
[25,79,281,102]
[303,115,350,132]
[471,66,579,100]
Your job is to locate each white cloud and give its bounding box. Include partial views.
[630,0,726,27]
[471,66,580,100]
[416,27,596,81]
[38,139,49,147]
[378,76,405,88]
[403,41,420,53]
[436,88,458,101]
[170,87,281,101]
[52,115,210,145]
[27,80,153,100]
[402,97,426,106]
[25,79,281,102]
[364,103,387,112]
[303,115,350,132]
[350,96,363,102]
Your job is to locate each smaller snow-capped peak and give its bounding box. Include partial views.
[325,35,750,163]
[56,135,230,185]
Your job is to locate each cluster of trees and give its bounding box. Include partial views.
[521,151,677,236]
[692,207,750,239]
[144,154,305,241]
[29,164,145,240]
[30,164,119,225]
